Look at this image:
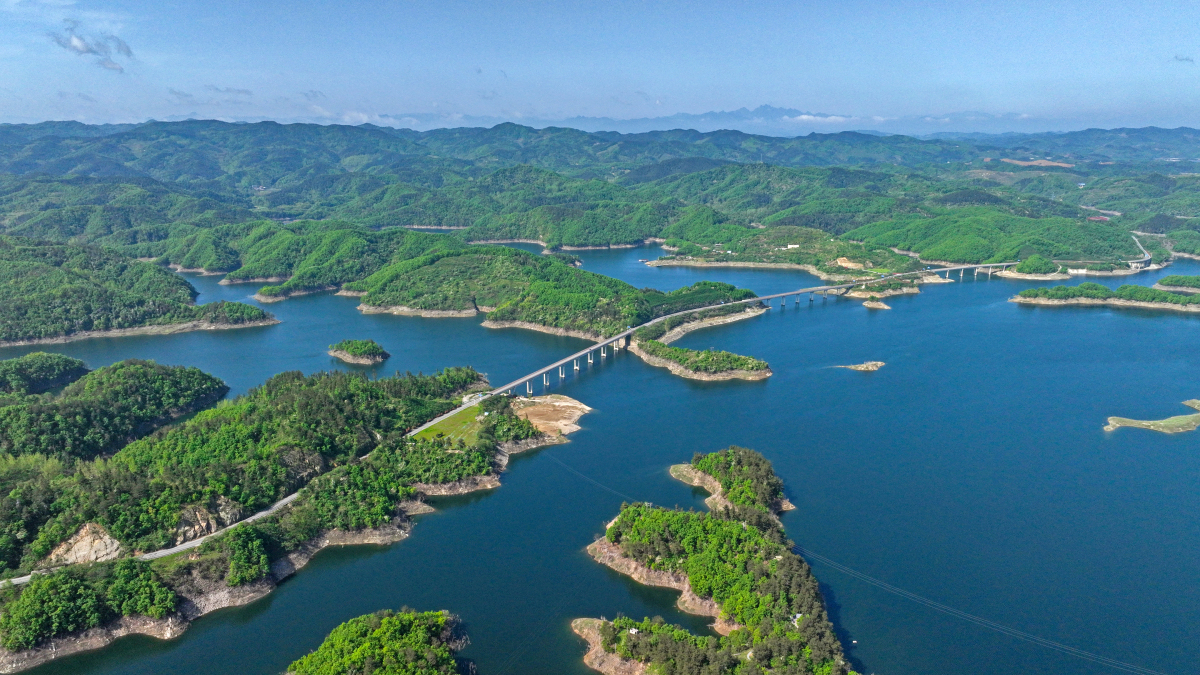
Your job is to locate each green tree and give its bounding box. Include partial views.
[226,525,270,586]
[0,570,102,650]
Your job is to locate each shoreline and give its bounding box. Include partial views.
[358,303,482,318]
[656,307,766,345]
[1152,283,1200,294]
[480,320,603,341]
[167,264,226,276]
[668,463,795,517]
[1062,263,1166,277]
[996,269,1071,281]
[1011,296,1200,313]
[0,319,280,348]
[571,619,646,675]
[645,259,871,282]
[218,275,290,286]
[585,538,742,636]
[845,285,919,299]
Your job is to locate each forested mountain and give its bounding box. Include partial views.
[2,119,1199,336]
[0,236,270,343]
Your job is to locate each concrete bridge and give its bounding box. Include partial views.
[482,261,1019,399]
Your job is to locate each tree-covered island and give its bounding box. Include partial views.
[575,447,853,675]
[287,609,468,675]
[329,339,391,365]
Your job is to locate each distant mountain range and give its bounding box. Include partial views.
[374,106,1119,137]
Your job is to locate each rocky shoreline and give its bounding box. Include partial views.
[586,539,742,636]
[0,319,280,348]
[1011,296,1200,313]
[1152,283,1200,294]
[571,619,646,675]
[480,320,603,341]
[357,304,485,317]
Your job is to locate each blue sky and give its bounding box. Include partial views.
[1,0,1198,132]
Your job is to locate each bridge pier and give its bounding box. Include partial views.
[960,269,964,278]
[559,366,564,378]
[588,352,593,364]
[809,292,814,302]
[526,381,532,394]
[574,359,579,371]
[544,373,549,386]
[601,346,606,359]
[974,268,978,278]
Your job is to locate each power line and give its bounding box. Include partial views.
[795,546,1169,675]
[539,452,1167,675]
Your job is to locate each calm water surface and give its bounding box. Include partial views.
[3,249,1197,675]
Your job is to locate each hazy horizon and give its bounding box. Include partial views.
[2,0,1198,134]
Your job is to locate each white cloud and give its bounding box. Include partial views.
[780,114,856,124]
[48,20,133,72]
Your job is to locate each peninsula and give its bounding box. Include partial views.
[1152,275,1200,294]
[574,446,853,675]
[327,338,390,365]
[0,356,589,672]
[628,305,771,381]
[1013,282,1200,313]
[0,236,274,346]
[1104,400,1200,434]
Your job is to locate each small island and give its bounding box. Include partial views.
[574,446,853,675]
[328,339,390,365]
[1104,400,1200,434]
[1013,282,1200,313]
[836,361,885,371]
[287,609,467,674]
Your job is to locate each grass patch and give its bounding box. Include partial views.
[414,405,483,445]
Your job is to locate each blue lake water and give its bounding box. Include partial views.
[3,249,1197,675]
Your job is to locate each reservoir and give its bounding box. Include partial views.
[2,248,1196,675]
